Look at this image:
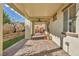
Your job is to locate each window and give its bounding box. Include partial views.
[63,4,76,32]
[63,9,68,32]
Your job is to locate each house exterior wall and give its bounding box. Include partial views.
[62,4,79,56]
[49,4,79,56]
[63,36,79,56]
[49,11,63,47]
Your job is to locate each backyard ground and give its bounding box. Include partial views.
[3,32,25,50]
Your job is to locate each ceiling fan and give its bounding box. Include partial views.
[36,18,44,22]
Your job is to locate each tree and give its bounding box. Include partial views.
[3,11,11,24]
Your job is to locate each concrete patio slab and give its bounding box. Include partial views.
[14,40,69,56]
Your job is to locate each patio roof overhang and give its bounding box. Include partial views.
[8,3,70,22]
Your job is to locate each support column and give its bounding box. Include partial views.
[47,21,50,40]
[32,21,34,36]
[0,4,3,56]
[25,21,31,39]
[76,4,79,38]
[47,22,50,33]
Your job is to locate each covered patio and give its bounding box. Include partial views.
[3,3,79,56]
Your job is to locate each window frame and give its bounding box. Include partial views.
[63,4,76,33]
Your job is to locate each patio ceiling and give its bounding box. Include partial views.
[8,3,69,22]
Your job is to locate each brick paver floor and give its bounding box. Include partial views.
[14,40,69,56]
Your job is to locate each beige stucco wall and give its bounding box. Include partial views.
[62,4,79,56]
[49,11,63,47]
[49,4,79,56]
[63,4,79,56]
[0,4,3,56]
[63,36,79,56]
[63,36,79,55]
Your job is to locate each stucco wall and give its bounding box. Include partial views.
[49,11,63,47]
[63,4,79,56]
[62,4,79,56]
[63,36,79,56]
[49,4,79,56]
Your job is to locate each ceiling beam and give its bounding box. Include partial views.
[28,16,52,19]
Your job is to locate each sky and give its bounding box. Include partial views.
[3,4,25,23]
